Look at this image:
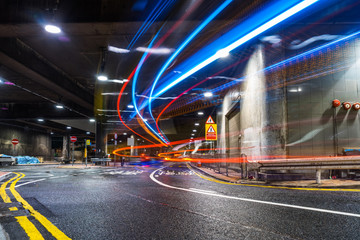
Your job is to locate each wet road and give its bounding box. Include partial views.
[0,163,359,239]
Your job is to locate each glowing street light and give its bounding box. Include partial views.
[97,75,108,81]
[44,24,61,34]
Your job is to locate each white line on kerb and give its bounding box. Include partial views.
[150,168,360,218]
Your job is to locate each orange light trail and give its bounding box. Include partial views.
[112,137,204,156]
[117,1,204,144]
[155,55,252,135]
[117,67,157,145]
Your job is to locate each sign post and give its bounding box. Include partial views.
[205,116,217,141]
[205,116,217,155]
[85,139,90,167]
[12,139,19,155]
[114,133,118,166]
[70,136,77,165]
[205,124,217,140]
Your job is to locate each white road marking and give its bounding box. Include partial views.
[49,175,68,179]
[6,178,46,189]
[104,170,143,175]
[150,168,360,218]
[189,188,217,194]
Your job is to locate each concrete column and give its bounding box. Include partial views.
[95,119,106,157]
[316,169,321,184]
[62,135,69,159]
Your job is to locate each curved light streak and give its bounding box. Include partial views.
[133,0,321,121]
[113,137,205,156]
[132,28,170,144]
[148,0,233,127]
[117,68,157,145]
[137,102,168,146]
[152,0,320,99]
[154,5,360,139]
[205,29,360,99]
[155,55,252,134]
[127,0,174,49]
[117,1,201,144]
[121,0,322,145]
[116,0,205,144]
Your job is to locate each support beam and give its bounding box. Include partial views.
[0,38,93,113]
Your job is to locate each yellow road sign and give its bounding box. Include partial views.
[205,124,217,140]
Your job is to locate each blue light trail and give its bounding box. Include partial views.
[127,0,175,50]
[147,0,233,127]
[132,27,170,144]
[129,0,324,124]
[152,0,320,99]
[187,29,360,104]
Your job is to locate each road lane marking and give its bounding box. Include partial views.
[15,216,44,240]
[50,175,69,179]
[150,168,360,218]
[186,163,360,192]
[1,173,20,203]
[189,188,217,194]
[6,178,47,189]
[0,173,45,239]
[10,172,71,240]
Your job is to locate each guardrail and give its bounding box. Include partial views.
[54,157,71,164]
[91,158,112,166]
[258,156,360,183]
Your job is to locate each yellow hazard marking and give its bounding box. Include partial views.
[0,173,44,239]
[15,216,45,240]
[0,173,20,203]
[186,163,360,192]
[10,172,71,240]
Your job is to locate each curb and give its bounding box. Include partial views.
[0,172,12,181]
[268,183,360,189]
[189,164,259,184]
[189,164,360,189]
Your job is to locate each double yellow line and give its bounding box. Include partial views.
[0,172,71,240]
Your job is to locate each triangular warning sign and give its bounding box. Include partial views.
[206,116,215,124]
[207,125,215,133]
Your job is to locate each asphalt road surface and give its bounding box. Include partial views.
[0,162,359,239]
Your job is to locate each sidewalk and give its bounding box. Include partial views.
[191,164,360,189]
[56,162,133,169]
[0,172,11,181]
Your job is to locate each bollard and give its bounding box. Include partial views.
[316,169,321,184]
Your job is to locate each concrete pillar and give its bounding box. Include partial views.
[95,119,106,157]
[62,135,69,159]
[316,169,321,184]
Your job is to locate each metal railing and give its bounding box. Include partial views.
[258,156,360,183]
